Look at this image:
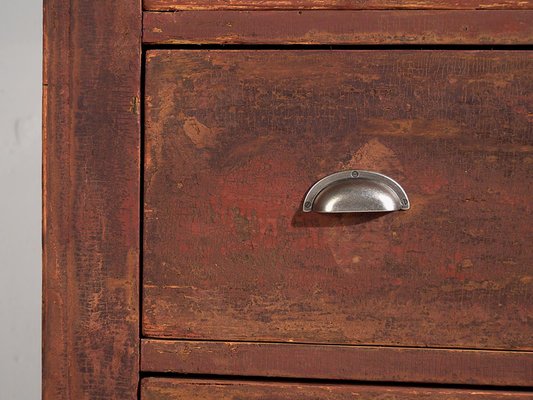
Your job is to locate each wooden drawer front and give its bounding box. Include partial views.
[141,378,533,399]
[144,50,532,350]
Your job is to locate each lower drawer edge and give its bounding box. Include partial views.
[141,339,533,387]
[141,378,533,400]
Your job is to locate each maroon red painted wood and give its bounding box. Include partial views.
[144,0,533,11]
[142,378,533,400]
[142,339,533,386]
[143,10,533,45]
[43,1,141,399]
[143,49,532,351]
[44,2,533,398]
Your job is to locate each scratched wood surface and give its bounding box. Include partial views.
[43,1,141,399]
[144,0,533,10]
[141,378,533,400]
[141,339,533,386]
[144,50,533,351]
[143,10,533,45]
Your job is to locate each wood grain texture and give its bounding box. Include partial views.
[143,0,533,11]
[141,339,533,386]
[43,0,141,399]
[141,378,533,400]
[144,50,533,351]
[144,10,533,44]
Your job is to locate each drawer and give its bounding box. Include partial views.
[143,50,532,350]
[141,378,533,399]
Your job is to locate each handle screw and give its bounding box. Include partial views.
[304,201,312,209]
[351,170,359,178]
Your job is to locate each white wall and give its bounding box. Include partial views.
[0,1,42,399]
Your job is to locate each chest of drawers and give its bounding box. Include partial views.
[43,1,533,399]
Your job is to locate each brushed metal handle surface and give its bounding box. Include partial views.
[303,170,410,213]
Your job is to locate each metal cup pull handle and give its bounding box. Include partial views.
[303,170,410,213]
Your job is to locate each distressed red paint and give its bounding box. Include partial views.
[143,50,533,350]
[144,0,533,11]
[141,378,533,399]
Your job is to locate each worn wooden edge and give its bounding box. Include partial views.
[141,378,533,399]
[141,339,533,386]
[144,0,533,11]
[43,0,141,399]
[143,10,533,45]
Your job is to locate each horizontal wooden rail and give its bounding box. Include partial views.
[144,0,533,11]
[141,378,533,399]
[141,339,533,386]
[143,10,533,45]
